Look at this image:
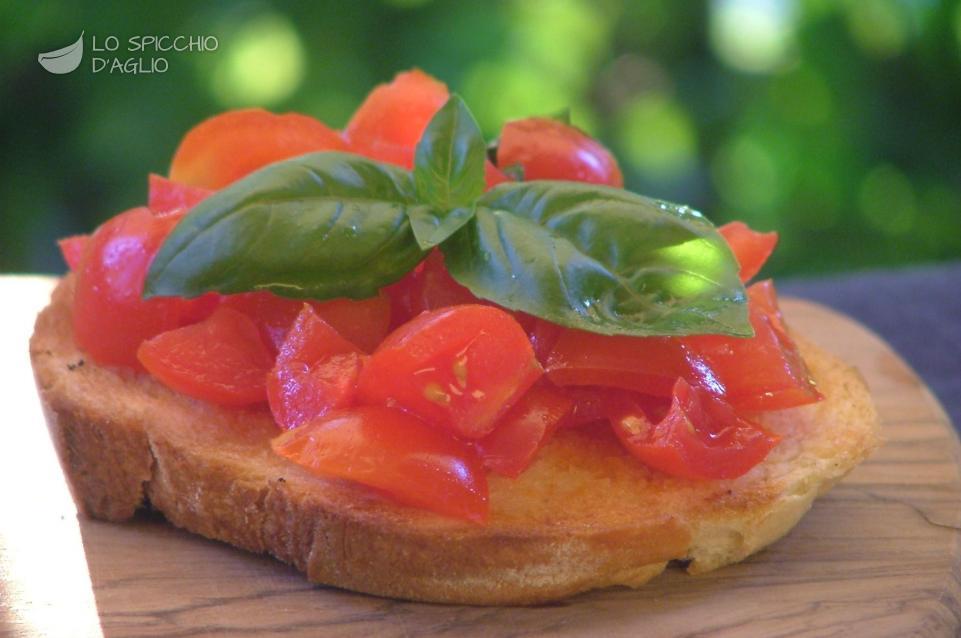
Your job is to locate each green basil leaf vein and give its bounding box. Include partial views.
[441,181,752,337]
[410,95,486,249]
[144,152,428,301]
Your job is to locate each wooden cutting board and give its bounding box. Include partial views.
[2,275,959,637]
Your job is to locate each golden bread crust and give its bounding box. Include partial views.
[30,276,880,604]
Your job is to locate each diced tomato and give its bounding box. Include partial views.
[496,117,623,187]
[746,278,788,335]
[383,250,479,327]
[484,161,511,189]
[222,290,390,354]
[513,312,563,365]
[169,108,346,189]
[611,378,779,480]
[683,281,821,412]
[357,305,542,439]
[271,406,489,522]
[148,174,213,215]
[719,221,778,282]
[58,234,89,271]
[545,330,724,398]
[267,305,365,430]
[311,294,391,354]
[137,306,273,407]
[343,69,449,167]
[560,386,669,428]
[474,383,573,477]
[72,207,211,368]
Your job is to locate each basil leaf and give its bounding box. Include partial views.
[410,95,486,248]
[144,152,428,300]
[407,205,476,251]
[442,181,751,337]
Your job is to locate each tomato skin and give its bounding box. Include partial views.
[169,109,346,189]
[497,117,623,187]
[474,383,573,477]
[267,305,365,430]
[222,290,391,354]
[718,221,778,282]
[545,330,724,398]
[343,69,449,157]
[611,378,779,480]
[137,306,274,407]
[513,312,563,365]
[484,161,512,189]
[683,281,821,412]
[311,293,391,354]
[58,234,89,271]
[271,406,489,522]
[357,305,542,439]
[383,250,479,327]
[148,174,213,215]
[73,207,204,368]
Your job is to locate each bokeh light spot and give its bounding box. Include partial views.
[617,94,697,180]
[845,0,908,58]
[768,66,834,126]
[509,0,609,87]
[463,63,574,136]
[710,135,781,216]
[212,13,305,107]
[858,164,917,235]
[709,0,798,74]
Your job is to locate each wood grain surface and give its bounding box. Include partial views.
[2,275,959,637]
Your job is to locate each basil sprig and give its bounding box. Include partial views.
[145,96,751,337]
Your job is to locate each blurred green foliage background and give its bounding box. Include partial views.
[2,0,959,277]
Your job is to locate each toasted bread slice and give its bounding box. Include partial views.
[30,276,880,605]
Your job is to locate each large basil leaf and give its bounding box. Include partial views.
[442,181,752,337]
[144,152,428,300]
[409,95,486,249]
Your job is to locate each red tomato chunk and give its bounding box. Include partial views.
[357,305,542,439]
[147,174,213,215]
[58,234,89,271]
[718,221,778,282]
[137,306,274,407]
[611,378,780,480]
[475,383,573,478]
[497,117,624,187]
[72,207,211,368]
[683,281,822,412]
[169,108,345,189]
[271,406,489,523]
[267,305,365,430]
[222,291,390,354]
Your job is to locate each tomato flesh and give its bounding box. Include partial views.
[719,221,778,282]
[58,234,89,271]
[148,174,213,215]
[72,207,210,368]
[343,69,449,164]
[383,250,479,327]
[357,305,542,439]
[545,330,724,398]
[474,383,573,477]
[222,290,390,354]
[683,281,821,412]
[137,306,273,407]
[611,378,779,480]
[267,305,365,430]
[497,117,623,187]
[169,108,346,189]
[271,406,489,522]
